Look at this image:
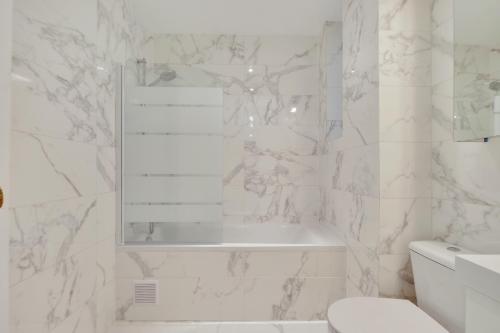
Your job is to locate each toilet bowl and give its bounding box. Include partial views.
[328,241,476,333]
[328,297,448,333]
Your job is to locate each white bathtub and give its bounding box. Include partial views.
[123,223,343,250]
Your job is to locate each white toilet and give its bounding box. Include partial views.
[328,241,475,333]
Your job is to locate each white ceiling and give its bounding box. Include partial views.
[129,0,342,36]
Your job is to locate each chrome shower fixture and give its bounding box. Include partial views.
[137,58,147,86]
[148,69,177,86]
[489,80,500,92]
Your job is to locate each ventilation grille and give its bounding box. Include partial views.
[134,280,159,305]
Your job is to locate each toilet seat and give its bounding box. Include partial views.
[328,297,448,333]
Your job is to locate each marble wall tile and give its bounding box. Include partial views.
[379,0,433,32]
[317,250,347,277]
[10,196,97,286]
[117,276,345,322]
[97,282,116,333]
[432,20,453,86]
[342,1,379,146]
[432,86,454,142]
[432,14,455,142]
[12,0,99,144]
[378,254,415,301]
[152,35,319,66]
[152,35,259,65]
[431,0,500,256]
[255,36,320,66]
[116,250,346,279]
[433,75,454,98]
[97,0,133,64]
[331,144,380,197]
[11,58,97,144]
[243,277,344,321]
[116,277,183,321]
[97,193,117,242]
[379,30,432,86]
[432,198,500,254]
[116,251,186,278]
[339,1,380,150]
[380,142,432,198]
[223,134,245,187]
[244,154,320,187]
[432,140,500,206]
[145,34,323,230]
[378,0,433,299]
[457,46,500,76]
[188,277,245,321]
[323,0,434,303]
[455,45,500,75]
[96,65,118,146]
[327,123,373,152]
[325,0,381,299]
[379,198,432,255]
[14,0,97,44]
[115,249,345,321]
[322,0,433,303]
[224,94,320,127]
[343,0,380,71]
[50,301,97,333]
[341,86,380,147]
[97,146,116,194]
[10,0,141,331]
[96,238,115,288]
[223,184,321,224]
[11,132,97,207]
[245,126,319,157]
[431,0,453,29]
[10,246,97,332]
[345,244,379,297]
[379,86,432,142]
[454,72,500,140]
[330,190,379,249]
[145,63,319,97]
[117,276,242,321]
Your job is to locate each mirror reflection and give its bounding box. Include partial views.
[454,0,500,141]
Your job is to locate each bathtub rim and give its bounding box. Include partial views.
[116,241,345,252]
[118,223,345,251]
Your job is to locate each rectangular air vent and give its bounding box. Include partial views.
[134,280,159,305]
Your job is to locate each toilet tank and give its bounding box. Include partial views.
[410,241,476,333]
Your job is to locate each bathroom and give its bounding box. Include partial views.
[1,0,500,332]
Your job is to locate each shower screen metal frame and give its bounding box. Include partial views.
[116,62,225,246]
[116,64,125,246]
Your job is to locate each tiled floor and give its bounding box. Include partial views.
[113,321,329,333]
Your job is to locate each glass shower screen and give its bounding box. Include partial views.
[119,61,224,244]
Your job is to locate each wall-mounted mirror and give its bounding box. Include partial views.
[454,0,500,141]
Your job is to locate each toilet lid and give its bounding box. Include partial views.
[328,298,449,333]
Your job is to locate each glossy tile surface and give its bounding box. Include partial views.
[431,0,500,254]
[9,0,145,332]
[115,247,346,321]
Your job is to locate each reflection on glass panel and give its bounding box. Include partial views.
[121,60,224,244]
[320,21,343,142]
[454,0,500,141]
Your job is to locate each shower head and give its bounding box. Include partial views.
[148,69,177,86]
[159,70,177,82]
[489,80,500,92]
